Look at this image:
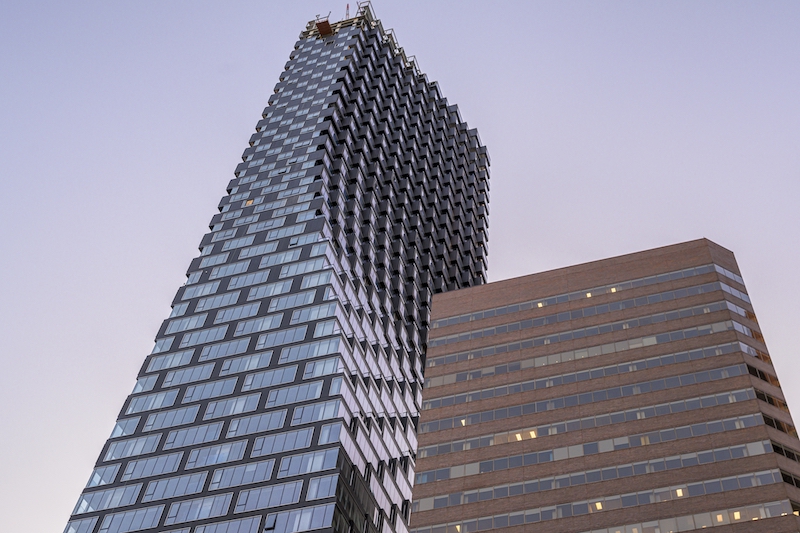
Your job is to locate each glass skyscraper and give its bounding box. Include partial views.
[64,7,489,533]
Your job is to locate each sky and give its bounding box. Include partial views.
[0,1,798,530]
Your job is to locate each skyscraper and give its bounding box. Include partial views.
[64,7,489,533]
[412,239,800,533]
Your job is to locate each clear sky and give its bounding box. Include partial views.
[1,1,798,530]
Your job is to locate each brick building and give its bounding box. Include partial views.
[412,239,800,533]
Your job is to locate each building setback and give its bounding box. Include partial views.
[412,239,800,533]
[64,7,488,533]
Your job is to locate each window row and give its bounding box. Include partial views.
[413,440,771,512]
[431,263,746,329]
[419,363,749,433]
[428,281,748,348]
[423,340,750,410]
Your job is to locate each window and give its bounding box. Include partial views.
[210,260,251,280]
[196,291,241,312]
[203,393,261,420]
[121,452,183,481]
[86,464,120,488]
[199,338,250,362]
[185,441,247,469]
[182,281,220,300]
[163,363,215,387]
[235,314,284,336]
[126,390,178,415]
[183,378,238,403]
[164,493,233,525]
[268,291,316,312]
[306,474,337,500]
[165,314,208,335]
[290,400,341,426]
[267,381,323,407]
[234,480,303,513]
[164,422,223,450]
[142,472,207,502]
[256,325,308,350]
[143,405,199,432]
[247,280,294,301]
[146,349,194,373]
[227,410,287,438]
[251,427,314,457]
[209,460,275,490]
[219,351,272,376]
[104,434,161,461]
[214,302,260,324]
[229,271,270,290]
[110,417,140,438]
[277,448,338,478]
[97,505,164,533]
[241,365,297,392]
[179,325,228,349]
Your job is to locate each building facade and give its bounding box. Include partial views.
[64,7,488,533]
[412,239,800,533]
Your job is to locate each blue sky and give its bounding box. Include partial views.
[1,1,798,530]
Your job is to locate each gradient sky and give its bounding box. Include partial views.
[1,1,798,531]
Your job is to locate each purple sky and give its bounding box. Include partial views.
[1,1,798,531]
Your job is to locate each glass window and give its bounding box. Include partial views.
[147,349,194,373]
[86,464,120,488]
[143,405,199,432]
[185,441,247,469]
[251,427,314,457]
[164,493,232,525]
[121,452,182,481]
[209,460,275,490]
[97,505,164,533]
[73,484,142,514]
[163,422,223,450]
[219,352,272,376]
[227,410,287,438]
[234,480,303,513]
[142,472,207,502]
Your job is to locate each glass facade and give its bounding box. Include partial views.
[65,7,488,533]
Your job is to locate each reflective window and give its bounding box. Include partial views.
[164,422,222,450]
[163,363,214,387]
[105,434,161,461]
[121,452,182,481]
[247,280,294,301]
[306,474,338,500]
[226,409,286,438]
[86,464,120,488]
[242,365,297,392]
[277,448,338,478]
[147,350,194,372]
[267,381,322,407]
[219,351,272,376]
[252,427,314,457]
[73,484,142,514]
[203,393,261,420]
[195,291,241,312]
[185,441,247,469]
[199,338,250,362]
[164,493,233,525]
[97,505,164,533]
[142,472,207,502]
[234,480,303,513]
[183,378,237,404]
[256,325,308,350]
[209,460,275,490]
[143,405,199,431]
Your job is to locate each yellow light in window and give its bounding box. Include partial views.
[529,431,537,438]
[586,292,591,298]
[675,488,684,497]
[610,287,616,293]
[455,526,460,532]
[537,302,543,308]
[595,502,602,510]
[245,199,254,206]
[733,511,741,520]
[515,433,522,441]
[716,514,724,523]
[460,419,466,426]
